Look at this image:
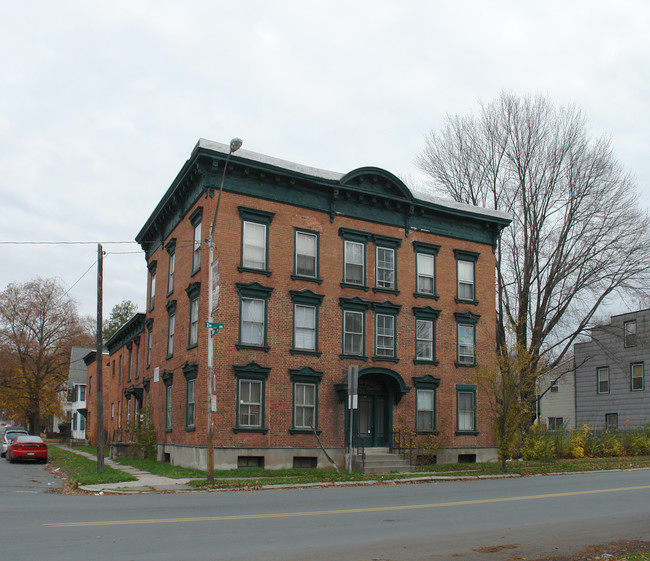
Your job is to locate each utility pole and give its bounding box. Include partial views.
[96,243,104,471]
[206,138,242,482]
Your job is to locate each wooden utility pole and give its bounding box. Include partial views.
[96,243,104,471]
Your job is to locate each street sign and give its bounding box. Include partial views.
[204,322,225,329]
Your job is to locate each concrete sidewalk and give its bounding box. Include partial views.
[53,445,195,494]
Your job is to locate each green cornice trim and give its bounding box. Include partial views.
[106,313,145,355]
[136,145,511,260]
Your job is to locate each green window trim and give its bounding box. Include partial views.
[456,383,478,435]
[454,249,480,305]
[413,306,441,365]
[413,241,440,300]
[372,301,401,363]
[189,207,203,276]
[182,362,198,431]
[236,282,274,352]
[339,228,371,291]
[292,228,322,284]
[162,370,173,432]
[339,297,371,360]
[455,312,480,367]
[238,206,275,276]
[148,260,157,312]
[290,290,324,357]
[597,366,610,394]
[185,282,201,350]
[413,375,440,434]
[289,367,323,434]
[165,238,176,296]
[373,234,401,295]
[165,299,177,360]
[233,362,270,434]
[631,362,645,391]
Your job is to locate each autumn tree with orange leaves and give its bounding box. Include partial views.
[0,278,93,433]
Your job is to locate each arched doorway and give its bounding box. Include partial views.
[343,367,410,448]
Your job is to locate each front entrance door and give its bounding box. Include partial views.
[358,394,388,447]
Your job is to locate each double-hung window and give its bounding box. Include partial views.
[597,366,610,394]
[376,247,395,290]
[631,362,644,391]
[182,362,197,429]
[413,376,439,433]
[290,367,323,433]
[456,385,477,434]
[605,413,618,429]
[165,238,176,295]
[190,207,203,275]
[186,282,200,348]
[454,250,479,303]
[162,371,173,431]
[166,300,177,359]
[290,290,323,355]
[455,312,479,366]
[239,207,274,274]
[344,241,364,285]
[344,310,364,356]
[373,301,400,361]
[413,242,440,298]
[148,261,157,311]
[414,306,440,364]
[145,318,153,369]
[237,283,273,351]
[234,363,270,433]
[294,230,319,280]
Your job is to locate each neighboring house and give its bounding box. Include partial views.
[574,309,650,430]
[88,138,511,470]
[67,346,94,442]
[536,359,576,431]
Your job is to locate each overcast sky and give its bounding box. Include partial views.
[1,1,649,319]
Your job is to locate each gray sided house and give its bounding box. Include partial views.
[537,359,576,431]
[67,346,94,442]
[574,309,650,430]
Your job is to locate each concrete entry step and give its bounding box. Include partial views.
[351,448,413,474]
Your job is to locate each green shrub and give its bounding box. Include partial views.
[522,425,555,460]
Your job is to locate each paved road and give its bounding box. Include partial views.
[1,461,648,561]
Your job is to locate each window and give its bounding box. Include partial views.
[631,362,644,391]
[294,230,318,280]
[548,417,564,430]
[190,207,203,274]
[237,283,273,351]
[79,385,86,402]
[294,383,316,429]
[344,311,364,356]
[376,247,395,290]
[597,366,610,394]
[295,305,316,350]
[186,379,196,428]
[416,389,435,432]
[234,363,269,433]
[413,242,440,298]
[166,238,176,295]
[344,240,364,285]
[134,339,140,379]
[456,385,477,434]
[163,371,173,431]
[605,413,618,429]
[186,282,200,348]
[239,380,262,427]
[414,306,440,364]
[239,207,274,274]
[166,300,177,358]
[290,367,323,433]
[624,320,637,348]
[454,250,479,303]
[78,412,86,432]
[550,381,559,393]
[127,344,132,381]
[375,314,395,358]
[456,312,479,366]
[182,362,198,430]
[148,261,157,311]
[111,403,115,419]
[146,319,153,369]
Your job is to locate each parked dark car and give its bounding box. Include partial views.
[6,435,48,463]
[0,427,28,457]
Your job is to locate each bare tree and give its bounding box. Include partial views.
[0,278,93,433]
[416,92,650,426]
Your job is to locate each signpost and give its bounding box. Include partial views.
[347,365,359,473]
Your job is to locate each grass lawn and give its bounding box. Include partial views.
[48,445,136,486]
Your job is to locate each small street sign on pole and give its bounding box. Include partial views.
[347,365,359,473]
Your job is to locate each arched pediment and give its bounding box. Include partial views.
[340,167,414,202]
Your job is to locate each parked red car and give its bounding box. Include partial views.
[6,435,48,464]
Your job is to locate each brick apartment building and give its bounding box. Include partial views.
[86,138,510,470]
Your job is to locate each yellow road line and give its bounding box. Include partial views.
[44,485,650,528]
